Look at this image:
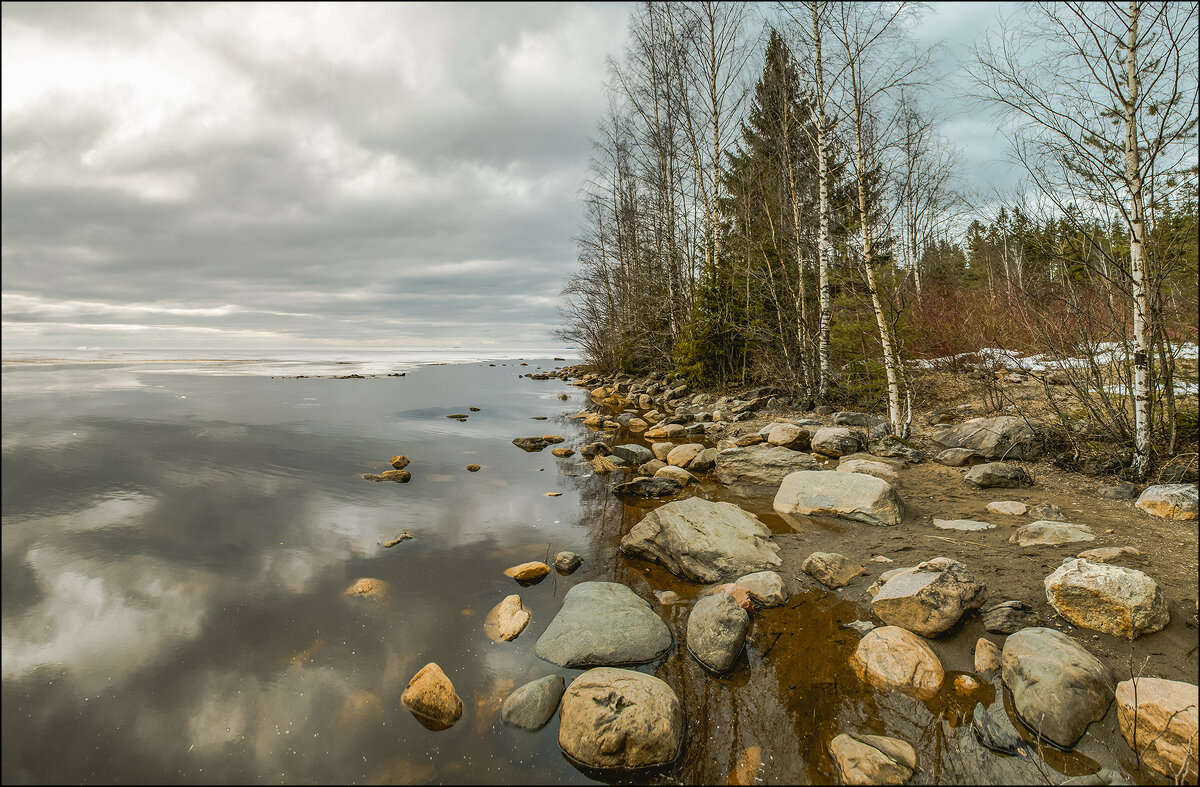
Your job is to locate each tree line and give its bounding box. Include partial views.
[558,1,1198,478]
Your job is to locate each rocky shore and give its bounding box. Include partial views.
[395,362,1199,784]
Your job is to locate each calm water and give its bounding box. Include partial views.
[1,350,1138,785]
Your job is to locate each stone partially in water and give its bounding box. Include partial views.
[612,477,682,499]
[1115,677,1199,783]
[558,668,683,770]
[829,733,917,785]
[553,551,583,573]
[972,702,1028,756]
[401,663,463,731]
[1001,627,1113,749]
[801,552,865,589]
[484,594,531,642]
[534,582,673,668]
[870,558,986,637]
[363,469,411,483]
[850,626,944,700]
[500,675,565,732]
[686,593,749,673]
[504,561,551,583]
[733,571,788,607]
[1044,559,1168,638]
[389,455,411,470]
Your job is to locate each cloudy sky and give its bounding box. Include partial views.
[2,1,1010,352]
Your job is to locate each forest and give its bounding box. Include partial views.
[558,1,1198,479]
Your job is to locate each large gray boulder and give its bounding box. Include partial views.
[610,443,654,466]
[1001,627,1113,748]
[501,675,565,731]
[870,557,986,636]
[1044,559,1168,638]
[965,462,1031,488]
[558,668,683,770]
[931,415,1040,460]
[811,426,861,458]
[1135,484,1198,520]
[534,582,673,668]
[714,445,820,491]
[773,470,904,527]
[620,497,781,583]
[686,593,749,673]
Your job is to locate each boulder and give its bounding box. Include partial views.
[714,445,820,491]
[934,448,986,467]
[733,571,788,607]
[974,638,1002,675]
[484,594,531,642]
[870,557,986,637]
[811,426,861,458]
[774,471,904,527]
[931,415,1040,460]
[986,500,1028,516]
[654,465,695,485]
[829,733,917,785]
[833,412,882,427]
[612,477,682,499]
[850,626,944,700]
[558,668,683,770]
[638,459,667,476]
[1044,558,1168,638]
[666,443,704,467]
[932,518,995,532]
[1001,627,1113,748]
[500,674,565,732]
[873,435,925,463]
[651,442,674,461]
[686,448,719,472]
[801,552,865,589]
[611,444,654,466]
[620,497,781,583]
[767,423,810,450]
[504,561,551,583]
[686,593,750,673]
[965,462,1032,488]
[838,459,900,485]
[708,583,753,610]
[1115,677,1199,783]
[534,582,673,668]
[401,663,463,731]
[1135,484,1199,520]
[580,441,610,459]
[980,600,1038,633]
[553,551,584,573]
[1010,521,1094,547]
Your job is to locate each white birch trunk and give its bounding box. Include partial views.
[812,2,833,398]
[1124,0,1151,478]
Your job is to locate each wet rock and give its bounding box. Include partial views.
[466,463,481,472]
[728,745,763,785]
[934,448,986,467]
[714,445,820,491]
[733,571,788,607]
[1009,521,1094,546]
[851,626,944,700]
[611,444,654,466]
[401,663,463,731]
[500,675,565,732]
[534,582,673,668]
[484,594,531,642]
[1135,483,1199,520]
[965,462,1031,488]
[870,557,986,637]
[931,415,1040,460]
[620,497,781,583]
[981,600,1038,633]
[686,447,718,472]
[1076,546,1140,563]
[513,436,560,452]
[1059,769,1133,785]
[551,447,575,458]
[612,477,682,499]
[364,469,411,482]
[972,702,1027,756]
[774,470,904,527]
[389,455,411,470]
[955,675,980,694]
[381,532,413,547]
[767,423,810,450]
[580,441,610,459]
[687,593,750,673]
[1115,677,1199,783]
[987,500,1028,516]
[974,638,1002,675]
[801,552,865,589]
[591,455,621,474]
[1044,558,1168,638]
[504,561,551,583]
[838,459,899,485]
[811,426,861,458]
[1001,627,1113,748]
[1028,502,1066,521]
[649,442,674,461]
[842,620,877,636]
[932,518,995,531]
[638,459,667,476]
[628,417,648,432]
[666,443,704,467]
[553,551,584,573]
[558,668,683,770]
[1096,482,1138,500]
[829,733,917,785]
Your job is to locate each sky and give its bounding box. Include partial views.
[1,1,1011,352]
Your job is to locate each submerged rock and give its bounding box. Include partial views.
[558,668,683,770]
[534,582,672,668]
[620,497,780,583]
[829,733,917,785]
